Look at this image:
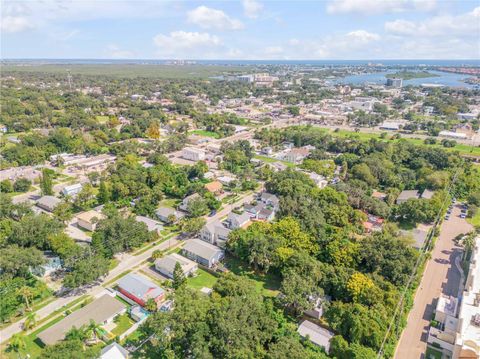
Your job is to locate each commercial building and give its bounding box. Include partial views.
[182,147,206,161]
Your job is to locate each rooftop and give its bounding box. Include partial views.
[183,238,224,260]
[117,273,165,301]
[297,320,334,353]
[37,294,126,345]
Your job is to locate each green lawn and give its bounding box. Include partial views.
[189,130,221,139]
[254,155,295,168]
[467,210,480,228]
[187,269,219,291]
[110,314,134,337]
[159,198,180,209]
[225,257,281,297]
[95,115,110,124]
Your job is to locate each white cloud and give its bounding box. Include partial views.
[0,16,33,33]
[105,44,135,59]
[345,30,380,42]
[385,7,480,37]
[153,31,222,58]
[243,0,263,19]
[327,0,436,15]
[187,6,244,30]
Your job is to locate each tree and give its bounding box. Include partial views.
[40,168,54,195]
[97,180,111,204]
[146,121,161,140]
[40,338,100,359]
[0,245,45,277]
[17,286,34,311]
[173,262,186,290]
[53,201,73,224]
[23,312,37,330]
[178,217,206,236]
[145,298,158,312]
[13,178,32,192]
[152,249,164,260]
[8,333,26,356]
[186,197,209,218]
[63,254,109,288]
[1,180,13,193]
[74,183,96,210]
[85,320,102,343]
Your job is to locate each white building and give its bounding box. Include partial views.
[439,131,468,140]
[182,147,206,161]
[453,236,480,359]
[61,183,83,197]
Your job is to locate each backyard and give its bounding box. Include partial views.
[187,269,219,291]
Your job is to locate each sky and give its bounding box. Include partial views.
[1,0,479,60]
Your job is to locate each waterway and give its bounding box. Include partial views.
[334,70,476,88]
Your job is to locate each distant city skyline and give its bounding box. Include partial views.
[1,0,479,60]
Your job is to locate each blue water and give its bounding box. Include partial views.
[335,70,476,88]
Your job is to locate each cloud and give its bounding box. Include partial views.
[153,31,222,58]
[104,44,135,59]
[327,0,436,15]
[187,6,244,30]
[0,16,33,33]
[385,7,480,37]
[345,30,381,42]
[243,0,263,19]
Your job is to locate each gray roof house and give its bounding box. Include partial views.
[227,212,251,229]
[135,216,163,233]
[396,190,420,204]
[155,253,198,279]
[36,195,62,212]
[179,193,201,212]
[182,238,224,268]
[260,192,280,209]
[117,273,165,307]
[199,221,231,247]
[37,294,126,345]
[155,206,183,223]
[297,320,334,353]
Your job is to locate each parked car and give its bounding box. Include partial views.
[445,215,450,220]
[208,210,217,217]
[460,214,467,219]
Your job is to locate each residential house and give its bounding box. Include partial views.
[199,221,231,247]
[204,181,223,195]
[154,253,198,279]
[61,183,83,197]
[100,342,129,359]
[307,172,328,189]
[182,238,224,268]
[217,175,236,185]
[135,216,163,234]
[117,273,165,308]
[76,210,106,231]
[182,147,206,161]
[37,294,126,345]
[396,190,420,204]
[155,206,183,223]
[179,193,201,212]
[297,320,334,353]
[283,147,310,164]
[362,214,384,233]
[226,212,251,229]
[36,196,62,212]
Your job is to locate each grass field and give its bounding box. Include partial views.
[187,269,219,291]
[110,314,135,337]
[2,64,252,79]
[467,210,480,228]
[189,130,221,139]
[327,129,480,157]
[95,115,109,124]
[254,155,295,168]
[225,257,281,297]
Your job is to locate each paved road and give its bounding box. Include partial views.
[395,204,473,359]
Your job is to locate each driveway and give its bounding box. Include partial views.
[394,204,473,359]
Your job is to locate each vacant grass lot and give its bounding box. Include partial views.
[187,269,219,291]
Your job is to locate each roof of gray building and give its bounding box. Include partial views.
[397,190,420,201]
[37,294,126,345]
[297,320,334,352]
[36,195,62,210]
[117,273,165,301]
[135,216,162,232]
[155,253,197,274]
[183,238,224,260]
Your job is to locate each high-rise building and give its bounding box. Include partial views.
[386,78,403,88]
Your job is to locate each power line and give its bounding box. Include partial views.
[376,168,460,358]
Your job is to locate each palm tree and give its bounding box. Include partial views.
[8,333,26,356]
[65,326,88,342]
[462,232,477,259]
[23,312,37,330]
[85,320,102,344]
[17,286,34,312]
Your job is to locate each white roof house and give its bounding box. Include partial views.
[61,183,83,197]
[135,216,163,233]
[101,342,129,359]
[297,320,334,353]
